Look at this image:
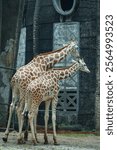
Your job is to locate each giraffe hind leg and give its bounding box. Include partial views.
[17,91,28,144]
[2,103,15,142]
[17,100,25,144]
[2,87,18,142]
[24,111,29,141]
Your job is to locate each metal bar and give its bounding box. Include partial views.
[0,66,16,71]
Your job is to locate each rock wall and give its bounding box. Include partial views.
[0,0,22,127]
[0,39,15,126]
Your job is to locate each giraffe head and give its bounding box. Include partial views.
[72,58,90,73]
[63,40,80,61]
[78,58,90,73]
[66,40,80,60]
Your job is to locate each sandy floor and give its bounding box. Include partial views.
[0,131,100,150]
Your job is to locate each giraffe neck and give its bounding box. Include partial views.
[33,43,74,70]
[54,62,79,80]
[45,45,74,68]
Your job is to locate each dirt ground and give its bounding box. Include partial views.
[0,131,100,150]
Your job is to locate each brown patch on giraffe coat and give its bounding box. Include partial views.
[36,57,41,63]
[55,53,60,59]
[41,65,46,70]
[60,72,64,77]
[31,77,36,80]
[34,63,39,67]
[65,70,69,75]
[21,74,25,79]
[60,51,64,57]
[29,72,33,76]
[19,68,23,72]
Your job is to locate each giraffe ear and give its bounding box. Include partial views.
[74,45,78,48]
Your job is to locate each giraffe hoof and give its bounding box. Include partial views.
[2,137,8,143]
[24,131,28,141]
[36,139,39,143]
[54,141,60,146]
[32,140,38,145]
[33,143,37,146]
[54,143,60,146]
[44,136,48,144]
[44,138,49,145]
[44,141,49,145]
[53,137,59,145]
[17,138,25,144]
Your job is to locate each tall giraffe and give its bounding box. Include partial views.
[23,59,90,145]
[2,41,80,143]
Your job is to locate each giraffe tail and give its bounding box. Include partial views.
[23,89,31,115]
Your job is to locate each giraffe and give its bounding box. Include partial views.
[23,58,90,145]
[2,41,80,143]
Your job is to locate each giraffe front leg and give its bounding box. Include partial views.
[44,100,51,144]
[52,99,59,145]
[34,108,39,143]
[28,105,38,145]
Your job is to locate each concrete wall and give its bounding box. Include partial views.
[0,0,99,130]
[24,0,99,130]
[0,0,21,127]
[23,0,99,130]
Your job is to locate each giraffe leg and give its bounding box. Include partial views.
[17,96,25,144]
[24,111,29,141]
[52,99,59,145]
[17,111,25,144]
[2,88,17,142]
[34,108,39,143]
[28,104,39,145]
[23,99,29,141]
[44,100,51,144]
[2,102,15,142]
